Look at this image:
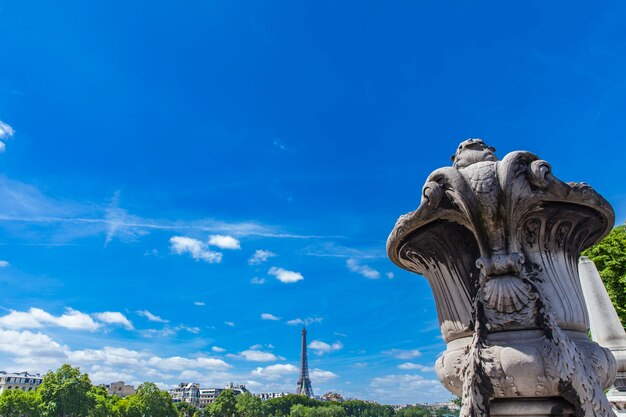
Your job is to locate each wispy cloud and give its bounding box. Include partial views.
[193,301,205,306]
[0,177,338,245]
[104,192,147,246]
[208,235,240,250]
[169,236,222,263]
[224,321,236,327]
[268,267,303,284]
[136,310,169,323]
[140,324,200,338]
[286,317,323,326]
[397,362,435,372]
[347,258,380,279]
[93,312,134,330]
[0,260,8,267]
[250,277,266,285]
[382,348,422,359]
[302,242,384,259]
[248,249,277,265]
[211,346,226,353]
[260,313,280,321]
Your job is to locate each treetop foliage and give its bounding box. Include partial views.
[0,364,457,417]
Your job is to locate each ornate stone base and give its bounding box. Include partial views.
[607,386,626,416]
[436,330,616,398]
[490,398,574,417]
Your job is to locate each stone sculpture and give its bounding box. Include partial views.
[387,139,616,417]
[579,256,626,415]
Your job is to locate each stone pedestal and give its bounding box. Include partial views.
[388,140,617,417]
[490,399,574,417]
[579,257,626,415]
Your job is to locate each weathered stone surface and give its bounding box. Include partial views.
[579,257,626,415]
[388,139,616,417]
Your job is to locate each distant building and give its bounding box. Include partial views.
[255,392,290,401]
[100,381,136,397]
[192,383,249,408]
[321,392,344,402]
[0,371,43,394]
[170,383,201,407]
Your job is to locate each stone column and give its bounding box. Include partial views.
[579,256,626,415]
[387,139,617,417]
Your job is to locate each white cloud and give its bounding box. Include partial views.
[310,368,338,381]
[369,374,449,403]
[308,340,343,355]
[93,312,134,330]
[208,235,240,249]
[346,258,380,279]
[136,310,169,323]
[252,364,298,380]
[248,250,276,265]
[397,362,435,372]
[250,277,266,285]
[287,317,323,326]
[229,350,279,362]
[0,260,8,267]
[0,121,14,139]
[225,321,236,327]
[0,308,100,331]
[382,348,422,359]
[212,346,226,353]
[147,356,231,372]
[0,328,65,357]
[68,347,145,367]
[386,272,394,279]
[268,266,303,284]
[261,313,280,321]
[169,236,222,263]
[0,121,14,152]
[193,301,205,306]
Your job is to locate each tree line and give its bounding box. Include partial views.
[0,364,455,417]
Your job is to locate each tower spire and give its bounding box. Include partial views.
[296,325,314,397]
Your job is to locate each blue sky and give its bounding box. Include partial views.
[1,0,626,405]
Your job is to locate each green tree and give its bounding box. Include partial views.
[289,405,345,417]
[264,395,322,417]
[38,364,94,417]
[210,390,237,417]
[236,393,265,417]
[0,388,42,417]
[582,223,626,328]
[137,382,177,417]
[176,402,198,417]
[341,401,394,417]
[395,406,429,417]
[88,386,120,417]
[116,394,143,417]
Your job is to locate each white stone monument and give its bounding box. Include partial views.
[579,256,626,415]
[388,139,617,417]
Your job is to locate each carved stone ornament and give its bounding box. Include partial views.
[387,139,617,417]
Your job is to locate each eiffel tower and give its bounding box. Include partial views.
[296,326,314,397]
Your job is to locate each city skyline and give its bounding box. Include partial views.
[1,1,626,405]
